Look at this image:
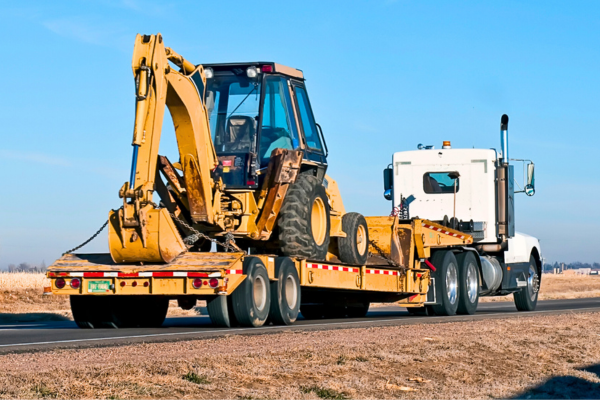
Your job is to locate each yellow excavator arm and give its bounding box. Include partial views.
[109,33,218,263]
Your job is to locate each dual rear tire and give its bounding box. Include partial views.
[429,250,480,316]
[207,257,301,328]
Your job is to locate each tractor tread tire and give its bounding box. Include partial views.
[278,174,330,260]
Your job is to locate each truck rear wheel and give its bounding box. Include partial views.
[338,212,369,265]
[269,257,301,325]
[456,252,480,315]
[430,251,460,316]
[513,254,539,311]
[278,174,330,261]
[231,257,271,327]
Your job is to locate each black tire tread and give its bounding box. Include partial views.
[338,212,369,265]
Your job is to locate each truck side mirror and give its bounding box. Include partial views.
[383,166,393,201]
[525,162,535,196]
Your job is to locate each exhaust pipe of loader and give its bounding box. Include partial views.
[500,114,509,165]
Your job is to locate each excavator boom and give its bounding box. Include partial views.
[109,33,218,263]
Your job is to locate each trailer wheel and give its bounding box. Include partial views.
[338,212,369,265]
[513,254,539,311]
[207,296,232,327]
[407,306,435,316]
[346,301,370,318]
[231,257,271,327]
[70,296,100,329]
[278,174,330,261]
[456,252,480,315]
[269,257,301,325]
[430,251,460,316]
[134,296,169,328]
[300,304,325,320]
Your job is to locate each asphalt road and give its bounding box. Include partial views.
[0,297,598,354]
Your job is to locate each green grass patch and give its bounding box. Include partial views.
[183,371,211,385]
[301,385,347,399]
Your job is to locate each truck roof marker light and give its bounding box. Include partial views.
[261,65,273,73]
[442,141,451,149]
[55,278,66,289]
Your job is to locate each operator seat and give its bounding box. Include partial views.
[424,175,442,193]
[225,116,255,152]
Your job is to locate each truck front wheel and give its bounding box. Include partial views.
[513,254,540,311]
[430,251,460,316]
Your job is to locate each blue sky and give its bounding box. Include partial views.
[0,0,598,268]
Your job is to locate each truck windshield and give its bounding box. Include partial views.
[206,73,261,154]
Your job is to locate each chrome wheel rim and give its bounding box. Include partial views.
[446,262,458,304]
[253,275,267,311]
[285,275,298,309]
[466,262,478,303]
[527,264,539,301]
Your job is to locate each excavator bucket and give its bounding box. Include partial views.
[365,216,406,267]
[108,207,187,264]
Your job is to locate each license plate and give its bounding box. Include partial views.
[88,280,111,293]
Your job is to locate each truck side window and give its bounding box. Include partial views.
[294,86,323,151]
[423,172,459,194]
[259,76,298,166]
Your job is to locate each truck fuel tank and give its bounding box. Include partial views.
[479,255,503,295]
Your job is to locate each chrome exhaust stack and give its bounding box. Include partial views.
[500,114,509,165]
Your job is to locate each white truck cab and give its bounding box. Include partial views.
[383,115,542,311]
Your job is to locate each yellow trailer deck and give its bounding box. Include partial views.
[47,218,472,328]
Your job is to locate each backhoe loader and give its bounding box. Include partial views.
[112,33,368,265]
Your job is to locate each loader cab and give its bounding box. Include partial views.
[202,62,328,189]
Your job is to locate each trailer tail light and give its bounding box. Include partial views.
[132,281,138,287]
[55,278,66,289]
[209,278,219,288]
[70,278,81,289]
[143,281,149,287]
[192,278,203,289]
[120,281,126,287]
[261,65,273,73]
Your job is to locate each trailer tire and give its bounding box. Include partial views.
[513,254,539,311]
[207,295,232,327]
[430,251,460,316]
[338,212,369,265]
[300,304,325,320]
[134,296,169,328]
[456,252,480,315]
[70,296,99,329]
[278,174,330,261]
[346,301,370,318]
[269,257,301,325]
[407,306,435,316]
[231,257,271,327]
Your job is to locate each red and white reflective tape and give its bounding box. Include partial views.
[306,263,360,273]
[226,269,243,275]
[421,223,466,240]
[366,269,399,276]
[48,271,220,278]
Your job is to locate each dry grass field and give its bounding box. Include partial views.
[0,312,598,399]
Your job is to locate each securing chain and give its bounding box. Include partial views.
[368,240,407,273]
[62,220,109,255]
[169,212,245,253]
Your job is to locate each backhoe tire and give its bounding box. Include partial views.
[269,257,301,325]
[338,212,369,265]
[513,254,540,311]
[231,257,271,327]
[456,252,480,315]
[278,174,330,261]
[430,251,460,316]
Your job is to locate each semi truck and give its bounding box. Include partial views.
[46,34,541,328]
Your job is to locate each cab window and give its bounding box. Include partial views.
[423,172,460,194]
[259,76,298,166]
[294,86,323,151]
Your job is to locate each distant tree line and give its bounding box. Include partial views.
[543,261,600,272]
[7,261,47,273]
